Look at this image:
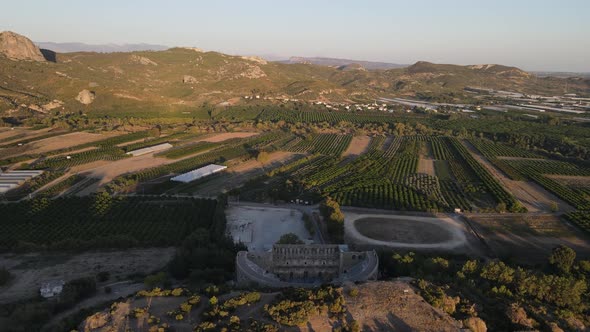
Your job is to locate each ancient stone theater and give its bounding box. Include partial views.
[236,244,378,287]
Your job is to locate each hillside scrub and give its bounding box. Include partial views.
[379,246,590,331]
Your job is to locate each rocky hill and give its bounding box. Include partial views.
[0,31,46,62]
[0,31,589,116]
[75,280,467,332]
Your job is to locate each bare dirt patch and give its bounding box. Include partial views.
[342,135,370,157]
[467,214,590,263]
[462,140,573,212]
[418,158,436,176]
[24,131,121,154]
[0,248,175,304]
[546,175,590,188]
[199,131,258,143]
[0,127,54,142]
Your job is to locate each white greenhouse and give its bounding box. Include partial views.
[171,164,227,183]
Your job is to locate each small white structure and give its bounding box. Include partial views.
[40,280,65,298]
[454,208,462,213]
[171,164,227,183]
[126,143,173,157]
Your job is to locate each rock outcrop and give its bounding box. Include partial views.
[463,317,487,332]
[241,56,267,65]
[0,31,46,62]
[182,75,198,84]
[130,54,157,66]
[76,90,96,105]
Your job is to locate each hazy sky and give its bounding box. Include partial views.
[1,0,589,71]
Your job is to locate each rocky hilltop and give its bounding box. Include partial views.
[0,31,46,62]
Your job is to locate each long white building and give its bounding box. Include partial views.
[171,164,227,183]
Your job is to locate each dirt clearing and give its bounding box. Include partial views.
[467,214,590,263]
[23,131,122,154]
[0,248,175,303]
[342,135,370,157]
[199,131,258,143]
[0,127,54,143]
[418,158,436,176]
[547,175,590,188]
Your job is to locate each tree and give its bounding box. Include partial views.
[277,233,304,244]
[0,267,11,286]
[549,201,559,212]
[144,272,167,288]
[257,151,270,164]
[548,245,576,274]
[320,197,345,242]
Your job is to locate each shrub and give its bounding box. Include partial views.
[97,271,110,282]
[0,267,12,286]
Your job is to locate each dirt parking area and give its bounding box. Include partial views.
[0,248,175,304]
[342,135,370,157]
[467,214,590,263]
[226,205,312,251]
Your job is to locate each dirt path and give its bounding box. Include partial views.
[342,135,370,157]
[461,140,573,213]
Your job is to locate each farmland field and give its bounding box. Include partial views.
[0,196,223,251]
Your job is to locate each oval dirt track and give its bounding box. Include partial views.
[346,213,468,250]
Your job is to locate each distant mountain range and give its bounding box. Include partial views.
[531,71,590,79]
[35,42,169,53]
[281,56,407,70]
